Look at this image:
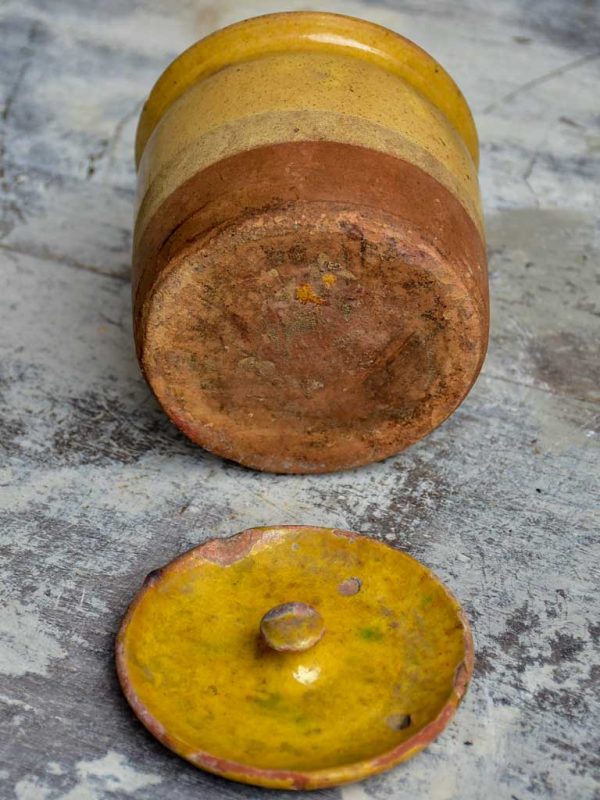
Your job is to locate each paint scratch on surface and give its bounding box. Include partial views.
[15,752,162,800]
[341,783,372,800]
[0,602,66,677]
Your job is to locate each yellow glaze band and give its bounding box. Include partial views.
[135,12,479,168]
[135,51,482,246]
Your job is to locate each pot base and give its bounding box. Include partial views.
[138,143,487,473]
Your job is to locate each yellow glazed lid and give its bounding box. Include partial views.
[116,526,473,790]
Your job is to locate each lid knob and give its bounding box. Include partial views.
[260,602,325,652]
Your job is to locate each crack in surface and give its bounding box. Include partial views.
[1,20,43,124]
[483,50,600,113]
[483,370,600,407]
[0,242,129,282]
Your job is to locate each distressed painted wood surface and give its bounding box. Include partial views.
[0,0,598,798]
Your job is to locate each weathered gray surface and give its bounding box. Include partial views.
[1,0,599,798]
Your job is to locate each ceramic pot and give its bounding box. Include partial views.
[132,12,488,474]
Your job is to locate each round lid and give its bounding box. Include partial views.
[116,526,473,790]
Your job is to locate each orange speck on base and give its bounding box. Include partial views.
[295,283,325,304]
[322,273,337,287]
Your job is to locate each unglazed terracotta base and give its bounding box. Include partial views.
[133,14,489,473]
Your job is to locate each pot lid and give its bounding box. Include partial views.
[116,526,473,790]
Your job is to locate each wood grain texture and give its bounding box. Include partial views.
[0,0,598,799]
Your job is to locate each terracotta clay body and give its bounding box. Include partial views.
[133,13,488,473]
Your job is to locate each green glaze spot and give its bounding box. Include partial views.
[358,626,384,641]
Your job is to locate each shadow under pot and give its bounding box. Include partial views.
[132,12,489,474]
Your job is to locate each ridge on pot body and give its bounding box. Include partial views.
[132,12,489,474]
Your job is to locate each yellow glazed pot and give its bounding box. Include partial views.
[116,526,473,790]
[133,13,488,473]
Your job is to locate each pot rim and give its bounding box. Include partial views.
[135,11,479,170]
